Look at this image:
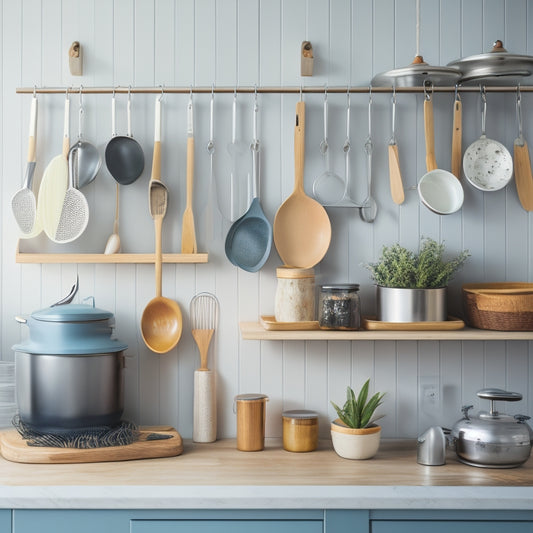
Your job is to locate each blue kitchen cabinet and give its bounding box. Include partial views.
[10,509,533,533]
[12,510,325,533]
[0,510,10,532]
[370,510,533,533]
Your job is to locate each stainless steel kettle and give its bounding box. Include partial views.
[449,388,533,468]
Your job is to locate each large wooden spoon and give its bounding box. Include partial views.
[141,97,183,354]
[273,100,331,268]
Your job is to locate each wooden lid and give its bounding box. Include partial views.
[276,267,315,279]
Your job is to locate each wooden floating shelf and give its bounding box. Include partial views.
[16,252,208,264]
[239,322,533,341]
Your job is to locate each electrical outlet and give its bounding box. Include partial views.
[418,376,442,434]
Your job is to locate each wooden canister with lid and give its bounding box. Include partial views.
[282,409,319,452]
[234,393,269,451]
[275,267,315,322]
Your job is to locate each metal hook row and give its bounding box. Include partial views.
[17,84,533,96]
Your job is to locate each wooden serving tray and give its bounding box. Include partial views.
[0,426,183,464]
[260,315,319,331]
[362,316,465,331]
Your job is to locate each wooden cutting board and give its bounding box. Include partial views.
[0,426,183,464]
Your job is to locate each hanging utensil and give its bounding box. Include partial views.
[12,94,38,235]
[273,99,331,269]
[105,87,145,185]
[225,93,272,272]
[70,87,101,189]
[104,89,145,254]
[513,86,533,211]
[190,292,219,443]
[360,92,378,223]
[223,91,249,222]
[41,94,70,241]
[202,87,216,246]
[463,87,513,191]
[418,84,464,215]
[451,85,462,179]
[141,95,183,354]
[52,142,90,244]
[312,89,345,205]
[181,90,197,253]
[388,88,404,205]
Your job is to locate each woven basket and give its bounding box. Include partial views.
[462,283,533,331]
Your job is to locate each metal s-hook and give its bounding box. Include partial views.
[454,83,461,102]
[423,80,433,101]
[158,84,164,101]
[516,84,524,142]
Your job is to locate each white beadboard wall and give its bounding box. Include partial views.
[2,0,533,439]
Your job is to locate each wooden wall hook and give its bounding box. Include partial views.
[69,41,82,76]
[301,41,314,77]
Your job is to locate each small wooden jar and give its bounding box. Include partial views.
[282,410,319,452]
[234,393,269,451]
[275,267,315,322]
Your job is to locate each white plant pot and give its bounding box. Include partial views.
[330,419,381,460]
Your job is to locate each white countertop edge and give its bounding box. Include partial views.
[0,485,532,510]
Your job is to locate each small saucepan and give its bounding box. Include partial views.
[418,86,464,215]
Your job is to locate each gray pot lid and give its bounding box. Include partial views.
[447,40,533,85]
[282,409,318,419]
[31,303,114,323]
[372,56,462,87]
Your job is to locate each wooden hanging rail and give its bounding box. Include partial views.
[16,85,533,95]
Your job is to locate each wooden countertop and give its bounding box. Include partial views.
[0,438,531,487]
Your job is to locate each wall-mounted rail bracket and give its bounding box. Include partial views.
[301,41,314,76]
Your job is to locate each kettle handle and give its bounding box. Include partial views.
[15,316,27,324]
[477,388,522,402]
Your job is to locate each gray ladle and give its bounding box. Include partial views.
[72,88,101,189]
[225,99,272,272]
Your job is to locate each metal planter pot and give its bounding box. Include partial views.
[376,286,447,323]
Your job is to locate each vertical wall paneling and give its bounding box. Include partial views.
[3,0,533,439]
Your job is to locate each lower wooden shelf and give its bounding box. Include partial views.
[16,251,208,264]
[239,321,533,341]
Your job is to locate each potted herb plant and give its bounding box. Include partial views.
[330,379,385,460]
[364,238,469,322]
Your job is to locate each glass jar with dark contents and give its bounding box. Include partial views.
[318,284,361,330]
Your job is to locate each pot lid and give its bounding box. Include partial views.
[372,56,462,87]
[282,409,318,419]
[447,40,533,85]
[32,302,113,323]
[234,393,269,401]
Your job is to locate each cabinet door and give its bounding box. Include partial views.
[372,521,532,533]
[130,520,323,533]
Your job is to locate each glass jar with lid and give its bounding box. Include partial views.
[318,284,361,330]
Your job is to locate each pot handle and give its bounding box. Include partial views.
[15,316,27,324]
[477,388,522,402]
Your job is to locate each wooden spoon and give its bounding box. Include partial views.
[388,92,404,204]
[141,97,183,354]
[273,100,331,268]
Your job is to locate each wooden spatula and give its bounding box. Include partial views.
[514,92,533,211]
[388,91,404,205]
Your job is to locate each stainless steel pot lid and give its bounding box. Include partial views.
[448,40,533,85]
[31,302,113,322]
[372,56,462,87]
